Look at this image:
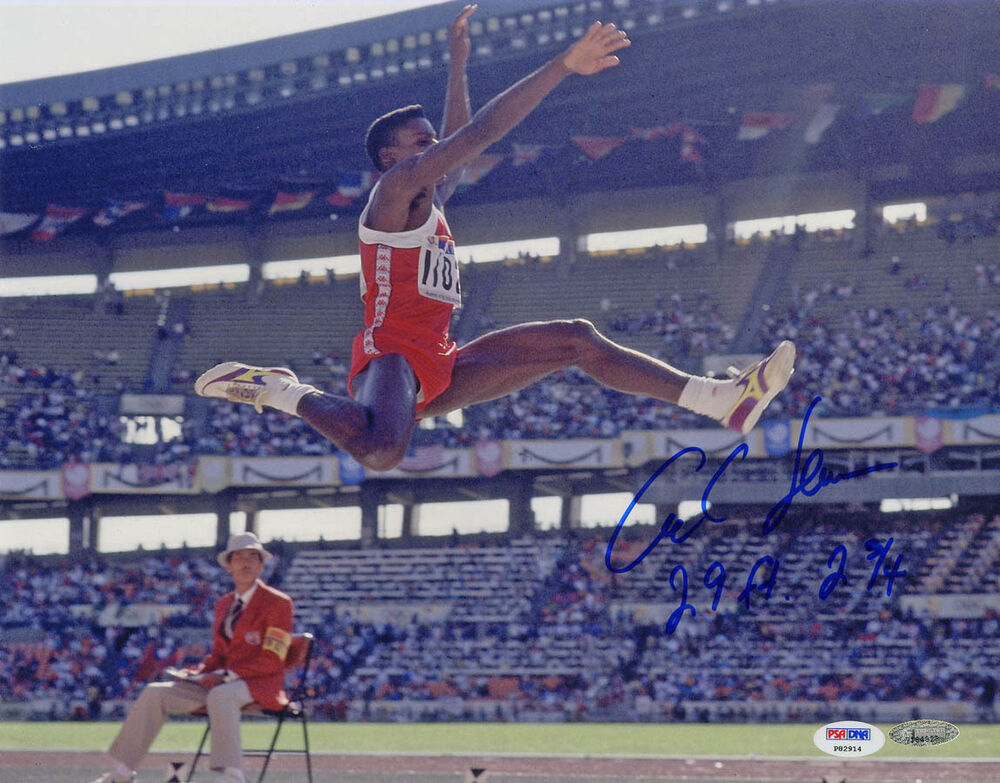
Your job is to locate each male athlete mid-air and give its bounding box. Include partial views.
[196,5,796,471]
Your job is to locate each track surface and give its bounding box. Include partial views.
[3,750,999,783]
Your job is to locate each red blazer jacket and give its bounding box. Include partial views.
[198,580,294,710]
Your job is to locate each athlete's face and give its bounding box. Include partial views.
[383,117,438,169]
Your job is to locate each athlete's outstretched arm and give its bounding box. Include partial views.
[392,20,630,193]
[436,4,476,205]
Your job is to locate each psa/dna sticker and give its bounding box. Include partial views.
[888,719,960,747]
[813,721,885,757]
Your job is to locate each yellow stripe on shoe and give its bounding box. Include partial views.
[721,341,796,435]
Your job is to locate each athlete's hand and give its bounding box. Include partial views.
[449,4,476,65]
[562,21,630,76]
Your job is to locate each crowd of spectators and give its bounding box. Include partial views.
[0,551,276,719]
[756,302,1000,417]
[3,293,998,465]
[2,219,1000,468]
[2,514,997,723]
[606,292,736,361]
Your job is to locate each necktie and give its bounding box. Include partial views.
[224,597,243,640]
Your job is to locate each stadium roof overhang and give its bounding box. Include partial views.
[1,0,998,226]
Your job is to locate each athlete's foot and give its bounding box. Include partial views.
[720,340,796,435]
[195,362,319,415]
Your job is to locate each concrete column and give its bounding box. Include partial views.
[560,494,582,530]
[705,191,727,264]
[92,242,116,314]
[554,198,580,273]
[215,491,234,547]
[401,503,418,542]
[88,510,101,554]
[360,486,379,548]
[508,476,535,537]
[655,501,675,526]
[245,226,265,303]
[858,175,874,257]
[67,500,90,557]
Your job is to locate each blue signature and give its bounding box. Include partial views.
[604,395,905,634]
[605,395,899,574]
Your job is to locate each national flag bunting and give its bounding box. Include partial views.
[912,83,965,124]
[804,102,840,145]
[737,112,794,141]
[665,121,706,162]
[206,196,254,213]
[30,205,90,241]
[162,192,208,222]
[93,198,148,227]
[630,126,671,141]
[0,212,39,236]
[327,171,377,207]
[572,135,627,161]
[268,191,316,215]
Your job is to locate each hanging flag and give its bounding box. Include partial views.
[399,444,446,472]
[912,84,965,124]
[762,420,791,458]
[93,198,148,227]
[857,92,907,117]
[804,102,840,144]
[474,440,504,478]
[337,453,366,485]
[737,112,794,141]
[61,460,91,500]
[983,74,1000,91]
[795,85,839,145]
[457,154,504,187]
[162,192,208,222]
[914,416,943,455]
[30,205,90,241]
[206,196,254,213]
[510,143,546,166]
[327,171,377,207]
[572,135,627,161]
[0,212,39,236]
[665,121,706,163]
[268,190,316,215]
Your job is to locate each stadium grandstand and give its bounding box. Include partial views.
[1,0,998,745]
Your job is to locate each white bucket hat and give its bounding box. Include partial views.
[217,531,273,567]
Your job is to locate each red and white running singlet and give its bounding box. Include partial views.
[348,185,462,410]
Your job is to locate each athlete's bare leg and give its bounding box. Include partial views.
[197,320,792,470]
[421,319,689,417]
[297,353,419,471]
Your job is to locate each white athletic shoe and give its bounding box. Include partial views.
[720,340,796,435]
[195,362,314,415]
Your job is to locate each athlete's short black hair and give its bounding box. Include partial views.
[365,104,427,171]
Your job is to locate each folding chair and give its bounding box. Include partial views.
[187,632,314,783]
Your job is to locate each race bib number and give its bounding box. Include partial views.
[418,234,462,307]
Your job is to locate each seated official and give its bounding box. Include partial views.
[89,532,294,783]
